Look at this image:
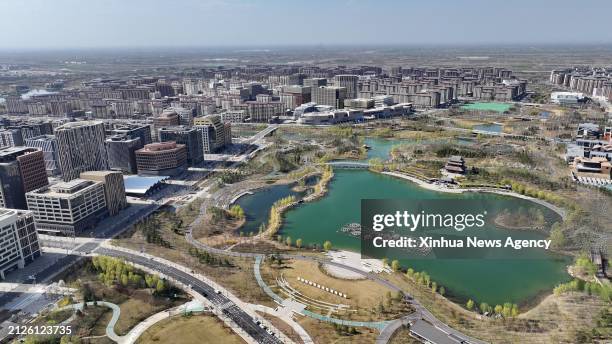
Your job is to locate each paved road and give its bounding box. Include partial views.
[95,247,282,344]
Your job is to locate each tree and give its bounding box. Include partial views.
[229,205,245,219]
[323,241,332,251]
[431,282,437,293]
[156,279,166,293]
[121,274,129,286]
[549,224,566,249]
[466,299,475,311]
[479,302,491,314]
[438,286,445,296]
[511,304,519,317]
[502,302,513,318]
[382,258,389,267]
[494,304,503,315]
[285,236,292,247]
[391,260,401,272]
[296,238,303,248]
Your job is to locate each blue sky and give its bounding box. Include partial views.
[0,0,611,48]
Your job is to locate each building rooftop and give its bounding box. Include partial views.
[139,141,184,152]
[55,120,103,130]
[0,146,38,161]
[29,179,99,197]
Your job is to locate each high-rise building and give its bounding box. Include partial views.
[0,129,24,148]
[24,135,60,176]
[55,121,109,181]
[80,171,127,216]
[5,96,28,115]
[0,147,49,210]
[26,179,107,236]
[152,110,180,131]
[333,75,359,99]
[135,142,187,176]
[0,208,41,279]
[312,86,347,108]
[194,124,216,154]
[193,115,230,151]
[158,126,204,165]
[110,124,152,146]
[105,134,142,174]
[220,110,247,123]
[303,78,327,88]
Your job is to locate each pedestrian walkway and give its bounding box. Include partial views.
[59,301,206,344]
[59,301,121,342]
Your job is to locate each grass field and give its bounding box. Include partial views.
[56,258,188,340]
[296,316,378,344]
[136,314,245,344]
[388,326,421,344]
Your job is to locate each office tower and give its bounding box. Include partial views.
[105,134,142,174]
[194,124,216,154]
[55,121,109,181]
[0,129,24,148]
[110,124,152,146]
[311,86,347,108]
[135,142,187,176]
[0,147,49,209]
[280,85,312,109]
[220,110,247,123]
[303,78,327,88]
[193,115,228,151]
[158,126,204,165]
[26,179,107,236]
[0,208,41,279]
[153,110,180,129]
[224,123,232,146]
[24,135,60,176]
[80,171,127,216]
[333,75,359,99]
[245,100,284,122]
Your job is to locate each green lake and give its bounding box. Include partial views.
[236,138,571,306]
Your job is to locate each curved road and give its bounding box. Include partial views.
[95,247,282,344]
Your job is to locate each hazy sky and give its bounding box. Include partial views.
[1,0,611,49]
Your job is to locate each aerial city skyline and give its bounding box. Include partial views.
[0,1,609,344]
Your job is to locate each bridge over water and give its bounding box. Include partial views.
[324,161,369,169]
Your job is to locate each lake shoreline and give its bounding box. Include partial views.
[381,171,567,220]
